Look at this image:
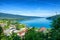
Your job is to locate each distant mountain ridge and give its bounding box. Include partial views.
[0,12,41,19]
[47,15,60,20]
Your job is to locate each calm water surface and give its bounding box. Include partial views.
[20,18,52,28]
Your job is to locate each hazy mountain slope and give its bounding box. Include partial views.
[0,13,41,19]
[47,15,60,20]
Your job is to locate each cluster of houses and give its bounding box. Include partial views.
[0,21,49,37]
[0,22,28,37]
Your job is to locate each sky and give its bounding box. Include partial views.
[0,0,60,17]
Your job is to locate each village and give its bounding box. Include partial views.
[0,19,50,38]
[0,17,60,40]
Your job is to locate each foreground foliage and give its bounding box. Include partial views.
[0,17,60,40]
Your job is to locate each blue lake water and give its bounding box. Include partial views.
[20,18,52,28]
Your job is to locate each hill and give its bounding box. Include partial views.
[0,12,41,20]
[47,15,60,20]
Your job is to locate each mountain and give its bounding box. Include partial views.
[0,13,41,20]
[47,15,60,20]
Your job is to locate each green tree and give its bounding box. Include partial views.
[0,26,6,40]
[51,17,60,29]
[0,26,3,35]
[13,35,21,40]
[0,26,3,40]
[25,27,36,40]
[50,17,60,40]
[15,22,20,30]
[25,27,45,40]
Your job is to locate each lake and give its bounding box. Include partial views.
[20,18,52,28]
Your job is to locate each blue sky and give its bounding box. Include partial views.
[0,0,60,17]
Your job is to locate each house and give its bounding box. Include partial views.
[17,28,28,37]
[0,23,6,27]
[39,27,46,33]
